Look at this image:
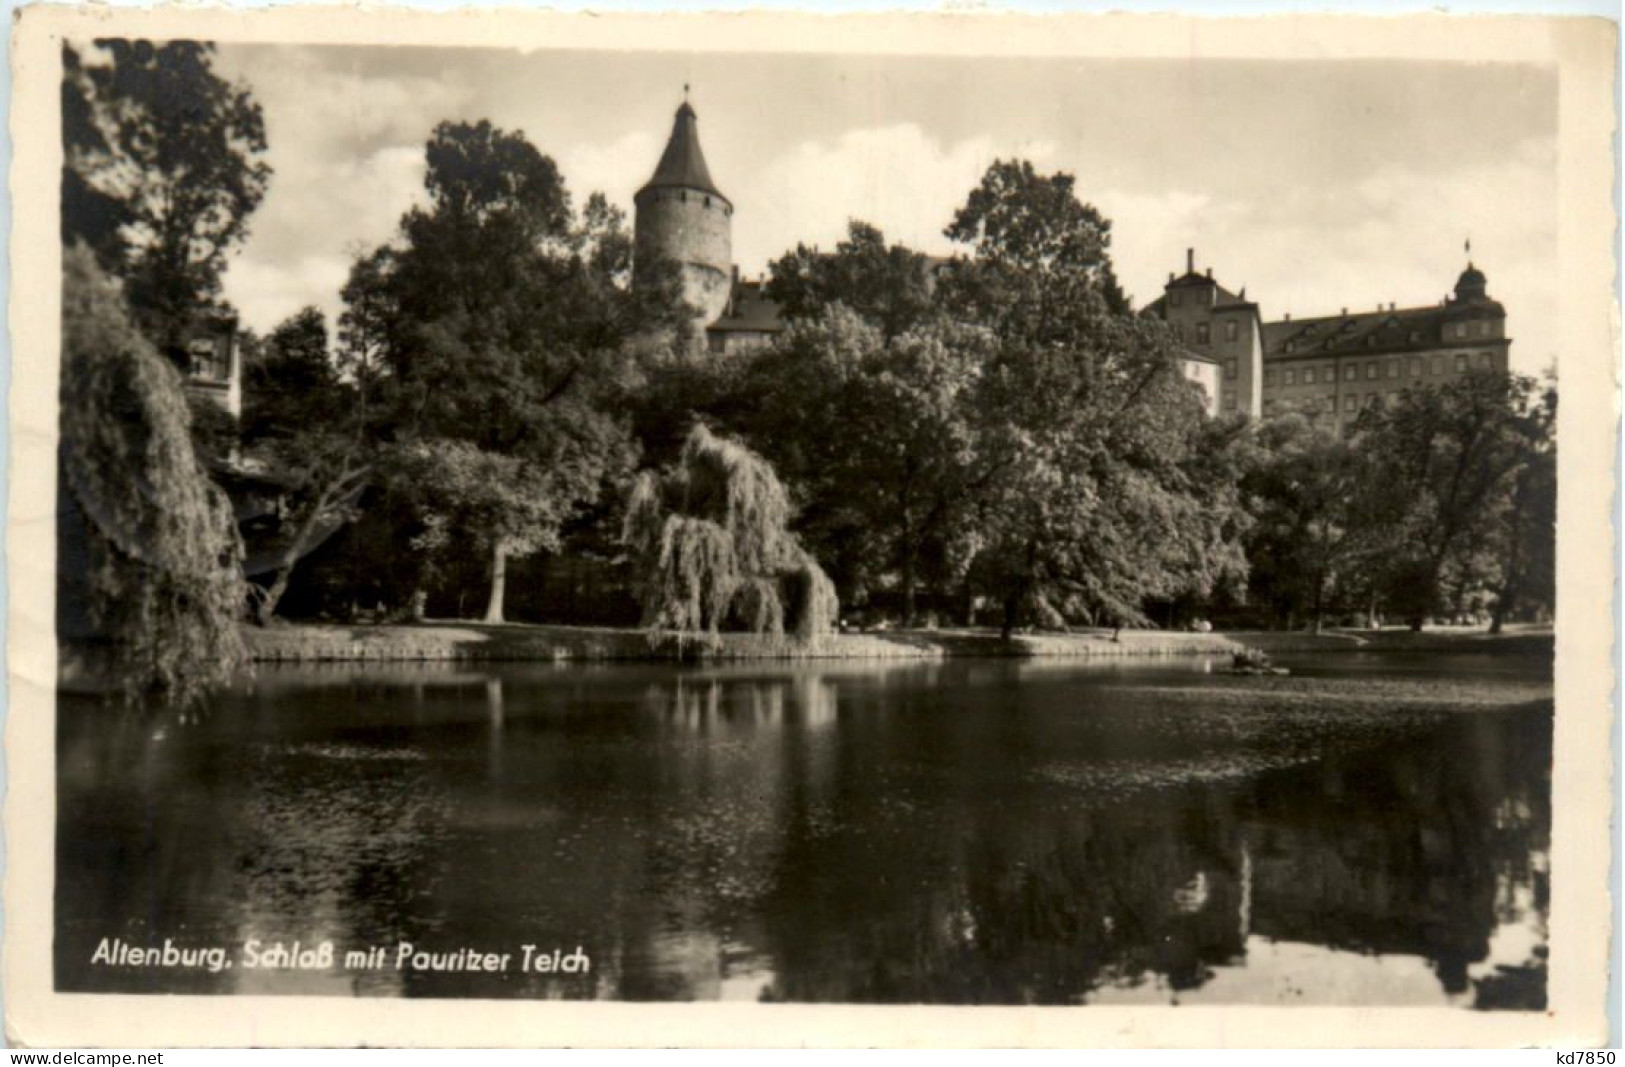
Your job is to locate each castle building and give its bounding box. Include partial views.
[633,100,1514,418]
[634,99,737,338]
[1143,249,1262,419]
[1148,250,1511,430]
[1258,261,1510,433]
[178,316,241,419]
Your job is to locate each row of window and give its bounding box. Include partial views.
[1266,351,1496,388]
[1173,320,1241,345]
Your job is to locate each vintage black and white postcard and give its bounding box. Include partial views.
[4,4,1616,1048]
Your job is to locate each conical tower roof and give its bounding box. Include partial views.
[639,100,729,205]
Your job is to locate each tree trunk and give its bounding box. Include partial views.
[1311,572,1325,635]
[409,588,427,623]
[901,552,917,629]
[254,566,293,627]
[1000,591,1019,641]
[483,543,508,624]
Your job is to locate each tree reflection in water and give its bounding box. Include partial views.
[56,657,1550,1007]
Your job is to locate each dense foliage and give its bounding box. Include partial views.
[60,40,1556,669]
[624,425,838,649]
[59,244,248,702]
[63,40,270,357]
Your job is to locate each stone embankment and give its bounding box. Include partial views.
[242,622,1553,664]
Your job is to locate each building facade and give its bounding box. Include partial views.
[1149,251,1510,429]
[1144,250,1265,419]
[1259,263,1510,433]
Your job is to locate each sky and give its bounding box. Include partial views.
[211,45,1559,374]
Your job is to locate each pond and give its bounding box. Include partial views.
[56,650,1552,1008]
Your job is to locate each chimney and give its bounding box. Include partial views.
[1284,312,1291,322]
[1341,307,1348,316]
[1186,248,1194,274]
[1206,267,1212,279]
[1168,272,1175,284]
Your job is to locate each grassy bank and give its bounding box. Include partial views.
[242,620,1554,664]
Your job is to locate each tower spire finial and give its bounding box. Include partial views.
[683,82,690,102]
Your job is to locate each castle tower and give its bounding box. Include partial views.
[634,98,734,332]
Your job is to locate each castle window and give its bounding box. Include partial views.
[1387,360,1400,379]
[1226,321,1238,342]
[1284,369,1296,385]
[1197,323,1211,345]
[1223,393,1236,410]
[1365,362,1378,380]
[1455,323,1469,339]
[1343,364,1357,382]
[187,336,229,382]
[1478,351,1494,369]
[1264,369,1276,387]
[1432,355,1445,376]
[1408,357,1422,377]
[1224,358,1237,380]
[1409,331,1422,343]
[1343,395,1357,413]
[1455,353,1468,373]
[1303,368,1316,385]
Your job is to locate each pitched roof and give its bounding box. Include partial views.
[1262,297,1506,361]
[708,281,785,334]
[639,101,728,205]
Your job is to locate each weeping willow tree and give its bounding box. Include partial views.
[59,243,248,704]
[624,425,837,650]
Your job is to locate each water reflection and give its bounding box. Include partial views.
[57,656,1550,1007]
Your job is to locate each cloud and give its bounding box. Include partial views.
[216,47,470,335]
[556,130,661,214]
[1099,136,1558,376]
[731,124,1059,275]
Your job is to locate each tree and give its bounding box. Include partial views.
[1354,370,1543,630]
[58,243,247,703]
[1489,378,1557,632]
[61,40,271,358]
[393,428,627,623]
[362,120,669,620]
[623,425,837,649]
[765,220,938,342]
[741,306,993,623]
[939,162,1242,636]
[938,159,1132,349]
[236,307,374,626]
[1239,415,1374,631]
